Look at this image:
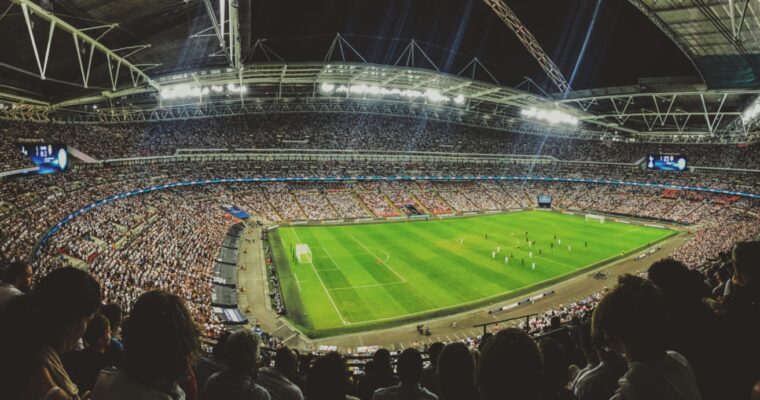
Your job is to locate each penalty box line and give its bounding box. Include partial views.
[328,281,406,291]
[317,246,341,271]
[349,234,407,284]
[290,228,350,325]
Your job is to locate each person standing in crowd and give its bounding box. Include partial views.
[592,274,702,400]
[647,258,729,400]
[258,346,303,400]
[722,241,760,399]
[355,349,398,400]
[420,342,444,396]
[570,322,598,391]
[199,330,270,400]
[372,348,438,400]
[99,303,124,367]
[307,352,359,400]
[436,342,475,400]
[0,260,33,309]
[195,330,231,389]
[62,313,113,393]
[476,328,542,400]
[92,290,200,400]
[0,267,101,400]
[539,337,577,400]
[573,324,627,400]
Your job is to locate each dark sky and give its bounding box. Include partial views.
[248,0,696,91]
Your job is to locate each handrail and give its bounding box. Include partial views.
[473,313,538,335]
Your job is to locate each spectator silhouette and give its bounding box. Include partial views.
[62,313,113,393]
[199,329,270,400]
[436,342,475,400]
[648,258,729,400]
[476,327,543,400]
[592,274,702,400]
[722,241,760,398]
[372,348,437,400]
[0,260,33,309]
[420,342,443,396]
[307,352,359,400]
[570,321,598,391]
[92,290,200,400]
[539,337,577,400]
[0,267,101,400]
[99,303,124,367]
[259,346,303,400]
[573,323,626,400]
[355,348,398,400]
[195,330,230,389]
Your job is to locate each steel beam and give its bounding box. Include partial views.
[12,0,159,90]
[199,0,241,70]
[482,0,570,94]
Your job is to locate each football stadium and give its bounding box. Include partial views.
[0,0,759,399]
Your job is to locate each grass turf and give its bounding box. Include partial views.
[271,211,675,337]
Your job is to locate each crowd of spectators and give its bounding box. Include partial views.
[2,240,759,399]
[263,234,286,315]
[2,160,759,280]
[32,189,234,339]
[3,114,760,398]
[4,114,760,169]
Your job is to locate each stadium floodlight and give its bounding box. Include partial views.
[325,83,465,106]
[521,107,579,126]
[226,83,247,93]
[160,84,204,99]
[741,98,760,124]
[160,82,248,99]
[424,89,446,103]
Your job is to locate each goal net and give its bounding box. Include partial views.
[585,214,606,223]
[295,244,312,264]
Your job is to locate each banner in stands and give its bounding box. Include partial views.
[222,205,250,219]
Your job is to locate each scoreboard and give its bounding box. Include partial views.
[19,143,69,174]
[538,194,552,208]
[646,154,688,172]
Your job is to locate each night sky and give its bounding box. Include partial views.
[247,0,696,91]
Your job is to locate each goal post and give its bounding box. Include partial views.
[585,214,606,223]
[295,244,312,264]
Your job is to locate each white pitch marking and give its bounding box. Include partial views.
[328,281,406,291]
[321,246,342,270]
[349,234,407,283]
[291,228,349,325]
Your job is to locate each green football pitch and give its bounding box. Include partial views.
[270,211,675,337]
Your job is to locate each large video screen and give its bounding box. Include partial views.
[646,154,688,172]
[19,143,69,174]
[538,194,552,205]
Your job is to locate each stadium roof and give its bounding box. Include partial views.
[0,0,699,103]
[0,0,759,143]
[630,0,760,89]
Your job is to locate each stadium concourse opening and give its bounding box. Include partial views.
[3,0,760,399]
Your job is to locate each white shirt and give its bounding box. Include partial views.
[612,351,702,400]
[0,282,23,309]
[372,383,438,400]
[92,369,185,400]
[257,367,303,400]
